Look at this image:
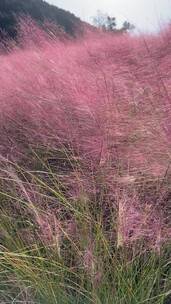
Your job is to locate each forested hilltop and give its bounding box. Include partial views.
[0,0,83,40]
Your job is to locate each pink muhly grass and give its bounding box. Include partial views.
[117,192,171,250]
[83,245,95,274]
[36,212,62,253]
[0,22,171,251]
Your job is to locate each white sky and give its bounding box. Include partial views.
[47,0,171,33]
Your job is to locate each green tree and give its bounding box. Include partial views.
[122,21,135,32]
[93,11,117,32]
[93,10,135,33]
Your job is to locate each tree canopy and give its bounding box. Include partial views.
[93,10,135,33]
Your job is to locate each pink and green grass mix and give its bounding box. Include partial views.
[0,23,171,303]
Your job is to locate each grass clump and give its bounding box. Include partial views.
[0,23,171,303]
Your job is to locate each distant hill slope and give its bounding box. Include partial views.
[0,0,84,40]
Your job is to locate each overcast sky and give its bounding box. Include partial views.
[47,0,171,32]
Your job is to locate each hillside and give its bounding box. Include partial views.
[0,0,84,40]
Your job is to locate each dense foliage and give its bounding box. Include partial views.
[0,23,171,303]
[0,0,83,40]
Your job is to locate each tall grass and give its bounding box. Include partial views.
[0,23,171,303]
